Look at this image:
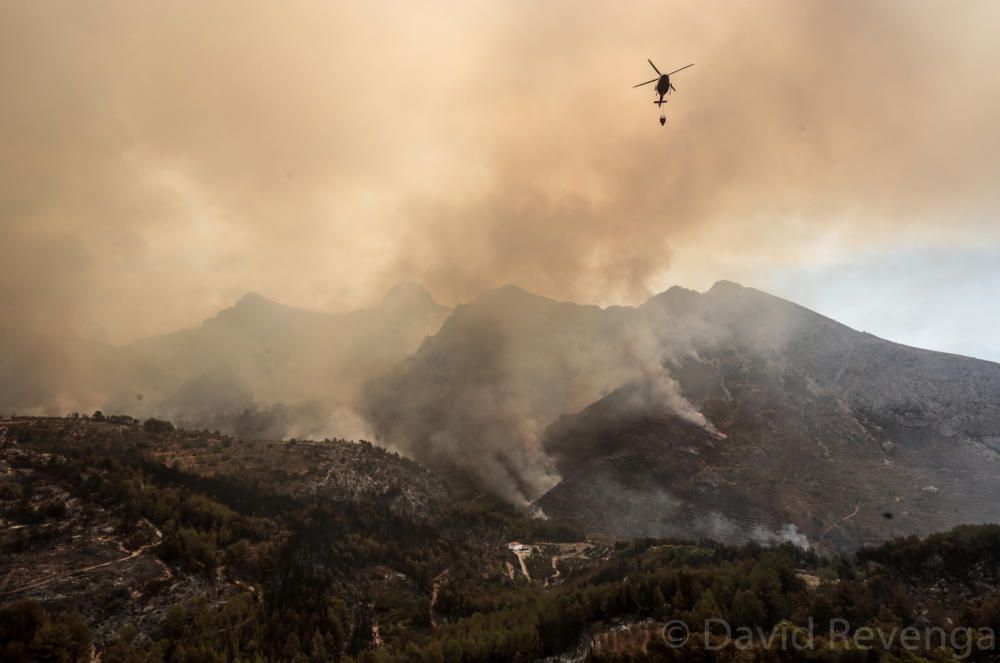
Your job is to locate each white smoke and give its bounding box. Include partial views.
[639,362,724,438]
[364,285,740,507]
[619,308,725,438]
[423,392,562,508]
[696,513,811,550]
[751,523,812,551]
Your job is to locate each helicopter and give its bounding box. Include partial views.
[633,59,694,125]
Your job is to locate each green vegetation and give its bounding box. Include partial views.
[0,599,91,663]
[3,418,1000,662]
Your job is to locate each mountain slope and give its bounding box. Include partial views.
[8,418,1000,661]
[363,284,645,504]
[118,283,450,413]
[2,285,450,434]
[367,281,1000,548]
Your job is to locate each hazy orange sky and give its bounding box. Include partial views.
[2,1,999,354]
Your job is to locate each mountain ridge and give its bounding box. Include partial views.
[0,284,451,427]
[364,280,1000,549]
[6,280,1000,549]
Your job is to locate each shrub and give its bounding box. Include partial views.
[143,418,175,434]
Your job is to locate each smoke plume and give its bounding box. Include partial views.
[2,2,999,343]
[363,285,735,505]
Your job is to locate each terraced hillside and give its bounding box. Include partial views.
[0,417,522,658]
[5,417,1000,662]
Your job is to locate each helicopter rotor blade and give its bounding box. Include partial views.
[632,78,659,88]
[666,63,695,76]
[647,59,661,75]
[670,82,676,91]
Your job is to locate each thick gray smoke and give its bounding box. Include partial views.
[363,285,733,506]
[0,284,451,448]
[697,513,811,550]
[619,307,726,437]
[2,2,999,344]
[630,367,723,438]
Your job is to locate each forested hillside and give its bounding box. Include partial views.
[2,417,1000,662]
